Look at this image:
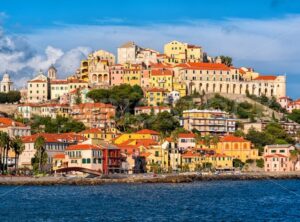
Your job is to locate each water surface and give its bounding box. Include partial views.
[0,180,299,221]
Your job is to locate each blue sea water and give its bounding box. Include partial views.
[0,180,300,221]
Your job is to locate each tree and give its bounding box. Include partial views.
[0,132,10,172]
[256,158,264,168]
[290,150,299,170]
[33,136,46,172]
[220,55,233,67]
[74,89,82,105]
[288,109,300,124]
[11,136,25,172]
[87,84,144,116]
[233,159,244,168]
[151,111,180,136]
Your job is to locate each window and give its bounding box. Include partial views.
[155,151,159,157]
[86,158,91,164]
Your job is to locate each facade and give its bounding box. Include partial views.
[216,135,259,162]
[19,133,86,168]
[65,144,103,172]
[27,71,50,103]
[181,109,237,135]
[110,64,125,86]
[0,117,31,137]
[150,69,173,92]
[114,129,160,145]
[263,144,298,172]
[80,128,119,143]
[134,106,171,115]
[80,50,115,85]
[178,133,196,150]
[70,103,116,129]
[164,40,203,64]
[177,62,286,98]
[145,88,169,106]
[0,73,13,93]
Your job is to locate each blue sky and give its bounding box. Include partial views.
[1,0,300,98]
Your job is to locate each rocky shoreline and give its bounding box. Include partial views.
[0,172,300,186]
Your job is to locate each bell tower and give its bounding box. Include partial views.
[48,64,57,80]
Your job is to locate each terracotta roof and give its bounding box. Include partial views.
[182,151,200,158]
[135,129,160,135]
[81,128,102,134]
[220,135,248,143]
[22,133,86,143]
[0,118,26,127]
[177,62,231,71]
[253,76,277,81]
[135,106,170,110]
[53,153,65,159]
[264,154,287,158]
[146,87,168,93]
[28,79,47,83]
[51,80,68,84]
[66,144,101,151]
[151,69,173,76]
[178,133,195,138]
[73,102,115,109]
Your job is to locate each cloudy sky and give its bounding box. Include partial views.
[1,0,300,97]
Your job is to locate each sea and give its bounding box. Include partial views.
[0,179,299,221]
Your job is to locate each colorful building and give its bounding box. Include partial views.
[216,135,259,162]
[145,88,169,106]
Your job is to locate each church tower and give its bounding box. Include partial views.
[47,64,57,80]
[0,72,13,93]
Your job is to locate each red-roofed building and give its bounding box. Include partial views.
[134,106,171,115]
[0,117,31,137]
[178,133,196,150]
[264,144,300,172]
[70,103,116,129]
[19,133,86,169]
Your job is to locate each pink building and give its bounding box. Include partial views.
[110,64,124,86]
[277,96,292,110]
[264,144,299,172]
[134,106,171,115]
[141,69,151,88]
[178,133,196,151]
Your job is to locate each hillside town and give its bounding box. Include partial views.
[1,40,300,176]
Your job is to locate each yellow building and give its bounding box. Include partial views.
[173,82,187,97]
[113,129,160,145]
[140,145,169,172]
[80,128,119,143]
[164,40,203,64]
[145,88,169,106]
[123,64,141,86]
[215,135,259,162]
[150,69,173,92]
[181,151,202,171]
[205,154,233,170]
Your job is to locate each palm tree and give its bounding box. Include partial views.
[11,136,25,172]
[0,132,10,173]
[34,136,46,172]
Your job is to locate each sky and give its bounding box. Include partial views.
[0,0,300,98]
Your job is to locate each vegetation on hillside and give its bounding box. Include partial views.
[87,84,144,116]
[287,109,300,124]
[0,91,21,103]
[30,116,86,134]
[246,93,286,113]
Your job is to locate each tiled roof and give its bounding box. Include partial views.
[66,144,101,151]
[53,153,65,159]
[135,129,160,135]
[151,69,173,76]
[177,62,231,71]
[182,151,200,158]
[22,133,86,143]
[81,128,102,134]
[146,87,168,93]
[253,76,277,81]
[0,117,26,128]
[220,135,248,143]
[178,133,195,138]
[264,154,287,158]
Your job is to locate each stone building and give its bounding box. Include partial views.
[27,70,50,103]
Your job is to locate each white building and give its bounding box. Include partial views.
[0,73,13,93]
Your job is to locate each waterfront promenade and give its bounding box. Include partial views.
[1,172,300,186]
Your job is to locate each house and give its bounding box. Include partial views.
[134,106,171,115]
[145,88,169,106]
[0,117,31,137]
[19,133,86,169]
[64,144,103,172]
[113,129,160,145]
[178,133,196,150]
[216,135,259,162]
[264,144,300,172]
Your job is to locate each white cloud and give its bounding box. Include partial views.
[1,15,300,96]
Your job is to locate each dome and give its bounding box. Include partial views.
[1,72,11,83]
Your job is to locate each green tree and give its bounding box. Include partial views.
[256,158,264,168]
[33,136,46,172]
[220,55,233,67]
[0,132,10,172]
[11,136,25,172]
[233,158,244,168]
[151,111,179,136]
